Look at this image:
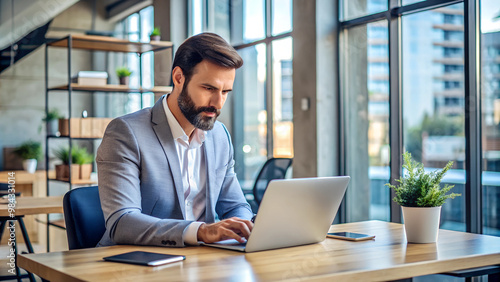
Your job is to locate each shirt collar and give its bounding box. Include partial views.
[162,94,207,145]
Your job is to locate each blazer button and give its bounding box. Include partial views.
[161,240,167,245]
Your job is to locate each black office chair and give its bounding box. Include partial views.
[63,186,105,250]
[252,158,293,206]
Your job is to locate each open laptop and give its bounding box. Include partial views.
[203,176,350,252]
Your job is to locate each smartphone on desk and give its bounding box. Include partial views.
[326,232,375,241]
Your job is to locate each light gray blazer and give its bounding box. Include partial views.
[96,96,253,247]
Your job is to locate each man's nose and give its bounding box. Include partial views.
[210,91,225,109]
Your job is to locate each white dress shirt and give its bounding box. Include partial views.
[163,95,206,245]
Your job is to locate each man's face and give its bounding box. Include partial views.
[177,60,235,131]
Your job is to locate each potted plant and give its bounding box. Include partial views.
[42,109,62,136]
[53,146,80,181]
[73,146,94,179]
[14,141,42,173]
[150,27,160,41]
[116,67,132,86]
[386,152,461,243]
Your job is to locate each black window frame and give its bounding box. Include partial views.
[337,0,482,233]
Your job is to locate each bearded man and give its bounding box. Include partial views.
[97,33,253,247]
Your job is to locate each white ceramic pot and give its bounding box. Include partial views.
[22,159,37,174]
[402,206,441,243]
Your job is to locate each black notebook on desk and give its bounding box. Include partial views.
[103,251,185,266]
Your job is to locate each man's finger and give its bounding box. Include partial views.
[220,227,246,243]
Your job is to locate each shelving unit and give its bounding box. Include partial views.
[44,34,173,251]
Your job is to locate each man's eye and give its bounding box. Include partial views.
[205,87,214,91]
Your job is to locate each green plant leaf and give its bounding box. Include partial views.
[14,141,42,160]
[116,67,132,78]
[385,151,461,207]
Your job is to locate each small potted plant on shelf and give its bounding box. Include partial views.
[54,146,80,181]
[150,27,161,41]
[73,146,94,180]
[386,151,461,243]
[116,67,132,86]
[14,141,42,173]
[42,109,62,136]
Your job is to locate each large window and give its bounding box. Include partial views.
[480,0,500,236]
[113,6,155,113]
[340,0,499,235]
[189,0,293,189]
[402,3,466,231]
[341,20,390,221]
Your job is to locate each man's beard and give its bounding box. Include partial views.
[177,83,220,131]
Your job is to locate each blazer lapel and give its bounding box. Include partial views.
[151,96,186,219]
[204,130,217,222]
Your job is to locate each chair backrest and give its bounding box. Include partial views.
[0,182,21,196]
[253,158,293,205]
[63,186,105,250]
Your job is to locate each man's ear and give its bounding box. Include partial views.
[172,66,184,88]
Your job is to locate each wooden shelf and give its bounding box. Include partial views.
[49,84,172,94]
[47,34,173,53]
[48,178,97,185]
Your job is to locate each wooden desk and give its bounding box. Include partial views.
[0,196,63,217]
[18,221,500,281]
[0,171,48,243]
[0,197,63,281]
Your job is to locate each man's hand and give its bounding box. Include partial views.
[197,217,253,243]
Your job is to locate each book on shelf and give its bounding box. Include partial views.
[71,71,108,86]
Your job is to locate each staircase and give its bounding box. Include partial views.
[0,21,51,74]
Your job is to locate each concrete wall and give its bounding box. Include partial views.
[0,0,114,171]
[293,0,339,178]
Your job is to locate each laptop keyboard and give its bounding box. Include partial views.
[213,239,247,246]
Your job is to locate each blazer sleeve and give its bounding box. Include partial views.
[97,118,192,247]
[215,124,254,220]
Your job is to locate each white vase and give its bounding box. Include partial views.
[402,206,441,243]
[22,159,37,174]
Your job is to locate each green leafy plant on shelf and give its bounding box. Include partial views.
[150,27,160,37]
[14,141,42,160]
[42,109,63,122]
[72,146,93,165]
[386,151,461,207]
[116,67,132,78]
[54,145,93,165]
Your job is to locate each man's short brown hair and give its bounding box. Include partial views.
[171,33,243,84]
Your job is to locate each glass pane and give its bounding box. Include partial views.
[272,0,292,35]
[341,0,387,21]
[191,0,203,35]
[140,6,154,43]
[402,3,465,231]
[127,13,139,42]
[480,0,500,236]
[341,20,390,222]
[232,0,265,44]
[234,44,268,192]
[272,37,293,158]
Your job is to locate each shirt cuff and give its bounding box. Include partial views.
[184,221,204,245]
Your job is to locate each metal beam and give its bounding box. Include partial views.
[388,0,403,224]
[464,0,482,234]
